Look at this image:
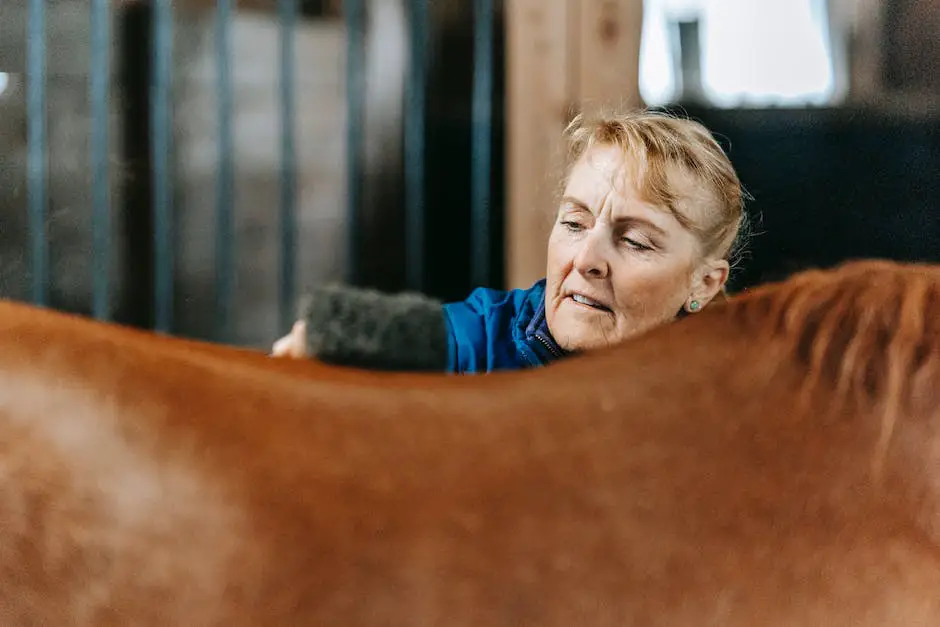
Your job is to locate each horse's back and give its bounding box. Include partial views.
[0,300,531,625]
[0,260,939,625]
[0,301,263,624]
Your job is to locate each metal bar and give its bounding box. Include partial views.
[91,0,111,320]
[27,0,48,306]
[345,0,366,286]
[216,0,235,341]
[278,0,298,333]
[404,0,428,292]
[151,0,174,333]
[471,0,494,287]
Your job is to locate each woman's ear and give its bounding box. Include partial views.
[688,259,730,310]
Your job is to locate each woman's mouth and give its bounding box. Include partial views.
[569,294,612,313]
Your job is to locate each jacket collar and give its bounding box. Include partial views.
[524,288,566,363]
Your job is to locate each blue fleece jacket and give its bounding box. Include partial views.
[441,279,567,374]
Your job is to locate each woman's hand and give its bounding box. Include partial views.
[271,320,308,358]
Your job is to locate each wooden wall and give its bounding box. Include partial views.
[504,0,643,289]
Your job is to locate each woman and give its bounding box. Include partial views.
[272,108,750,373]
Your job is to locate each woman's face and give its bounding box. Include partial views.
[545,144,727,352]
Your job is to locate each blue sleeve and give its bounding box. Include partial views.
[441,287,526,374]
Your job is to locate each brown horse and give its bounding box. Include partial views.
[0,259,939,626]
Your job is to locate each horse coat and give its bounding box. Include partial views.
[0,259,938,626]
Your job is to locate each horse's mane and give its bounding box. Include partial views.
[726,260,940,473]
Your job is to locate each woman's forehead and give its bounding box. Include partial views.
[566,147,635,198]
[564,147,663,214]
[564,144,710,226]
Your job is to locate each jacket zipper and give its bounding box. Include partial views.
[535,332,563,359]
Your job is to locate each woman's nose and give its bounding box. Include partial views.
[573,233,610,279]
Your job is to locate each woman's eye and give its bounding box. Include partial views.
[561,220,584,232]
[622,237,652,251]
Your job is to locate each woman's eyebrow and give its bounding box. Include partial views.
[561,196,669,238]
[560,196,592,212]
[613,216,668,238]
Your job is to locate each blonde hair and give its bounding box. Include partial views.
[562,109,751,274]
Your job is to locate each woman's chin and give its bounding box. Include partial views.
[550,319,622,352]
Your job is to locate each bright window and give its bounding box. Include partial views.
[640,0,841,107]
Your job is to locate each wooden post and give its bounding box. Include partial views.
[577,0,644,115]
[504,0,644,289]
[504,0,572,290]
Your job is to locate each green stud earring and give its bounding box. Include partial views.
[689,300,701,312]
